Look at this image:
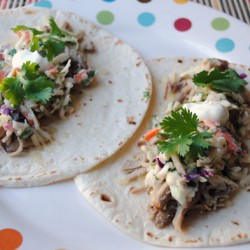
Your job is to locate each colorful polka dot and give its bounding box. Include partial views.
[103,0,116,2]
[0,228,23,250]
[34,0,52,8]
[137,0,152,3]
[174,18,192,31]
[96,11,115,25]
[216,38,235,52]
[211,17,230,31]
[174,0,189,4]
[138,12,156,27]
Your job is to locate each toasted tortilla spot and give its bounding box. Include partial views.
[171,82,183,94]
[136,61,142,67]
[156,58,162,62]
[164,83,170,99]
[146,232,153,238]
[50,171,57,174]
[100,194,112,202]
[24,10,36,15]
[115,40,123,46]
[127,116,136,125]
[177,59,183,63]
[237,234,242,239]
[108,80,113,84]
[185,239,198,243]
[167,236,173,242]
[185,237,202,243]
[62,22,73,32]
[118,141,123,146]
[237,233,248,239]
[231,220,240,226]
[178,88,191,103]
[117,99,123,102]
[15,177,22,181]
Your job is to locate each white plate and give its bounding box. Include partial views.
[0,0,249,249]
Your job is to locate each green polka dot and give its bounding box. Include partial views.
[211,17,230,31]
[97,11,114,25]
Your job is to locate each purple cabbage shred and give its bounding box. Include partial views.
[239,73,247,79]
[0,105,12,115]
[153,158,164,168]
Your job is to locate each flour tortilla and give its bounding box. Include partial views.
[75,58,250,247]
[0,8,152,187]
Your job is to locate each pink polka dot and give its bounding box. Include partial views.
[174,18,192,31]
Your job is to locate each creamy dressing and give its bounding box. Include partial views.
[12,50,51,71]
[182,101,229,124]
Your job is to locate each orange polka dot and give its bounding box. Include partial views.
[174,0,189,4]
[0,229,23,250]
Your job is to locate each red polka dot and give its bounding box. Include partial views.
[0,229,23,250]
[174,18,192,31]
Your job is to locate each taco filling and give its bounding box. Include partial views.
[0,17,95,156]
[126,59,250,231]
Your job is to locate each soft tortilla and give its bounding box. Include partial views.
[0,8,152,187]
[75,57,250,247]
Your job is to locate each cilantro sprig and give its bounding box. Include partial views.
[193,67,247,93]
[12,17,74,61]
[0,62,55,107]
[157,109,212,159]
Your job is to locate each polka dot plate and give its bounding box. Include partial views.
[0,0,249,250]
[31,0,250,65]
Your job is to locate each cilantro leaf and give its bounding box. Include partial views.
[49,17,71,37]
[158,109,212,159]
[193,67,247,93]
[21,61,40,81]
[188,132,212,159]
[25,76,55,104]
[158,136,192,157]
[0,78,25,107]
[12,25,44,36]
[30,36,40,51]
[43,38,65,61]
[160,108,199,137]
[0,61,55,106]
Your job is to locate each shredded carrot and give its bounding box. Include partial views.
[144,128,161,141]
[13,68,21,77]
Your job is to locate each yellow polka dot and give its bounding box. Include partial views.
[174,0,189,4]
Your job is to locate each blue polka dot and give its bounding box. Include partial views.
[216,38,235,52]
[103,0,115,2]
[138,12,155,27]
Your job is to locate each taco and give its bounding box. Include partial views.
[0,8,152,187]
[75,57,250,247]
